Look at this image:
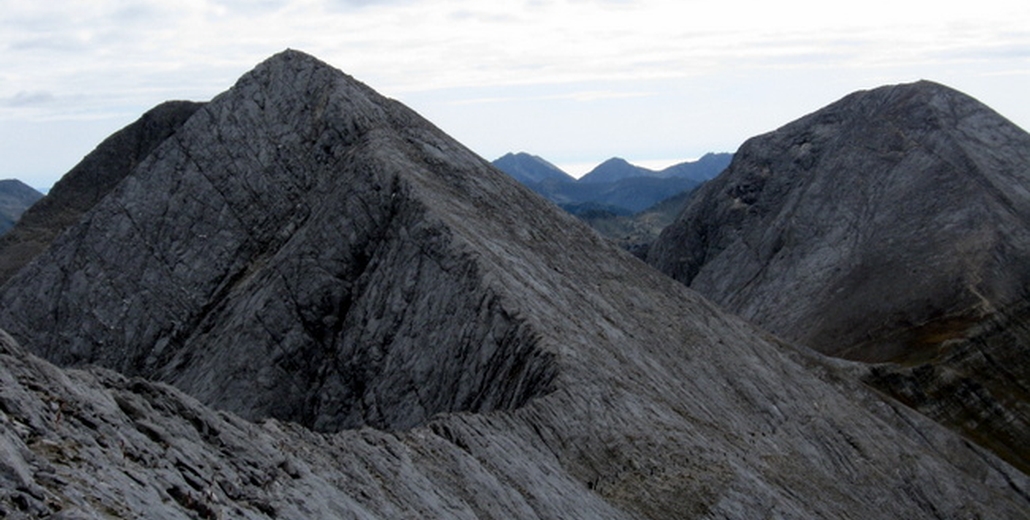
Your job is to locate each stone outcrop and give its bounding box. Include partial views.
[1,53,1028,517]
[0,100,203,285]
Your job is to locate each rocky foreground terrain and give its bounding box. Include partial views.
[648,80,1030,484]
[1,51,1028,518]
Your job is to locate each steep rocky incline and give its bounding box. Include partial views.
[0,100,203,285]
[1,53,1028,518]
[648,80,1030,361]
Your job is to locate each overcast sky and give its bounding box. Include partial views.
[2,0,1029,189]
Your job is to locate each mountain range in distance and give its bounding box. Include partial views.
[492,151,732,215]
[492,152,732,254]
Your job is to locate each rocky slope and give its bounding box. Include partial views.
[648,80,1030,361]
[1,53,1028,518]
[864,297,1030,475]
[648,80,1030,478]
[0,180,42,236]
[0,100,204,285]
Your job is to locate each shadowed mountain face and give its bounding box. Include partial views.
[0,180,42,235]
[649,81,1030,361]
[1,54,1028,517]
[863,296,1030,475]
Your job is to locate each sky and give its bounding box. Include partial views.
[1,0,1029,189]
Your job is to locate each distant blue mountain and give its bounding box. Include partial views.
[577,157,654,184]
[0,179,44,235]
[492,152,576,184]
[492,152,732,215]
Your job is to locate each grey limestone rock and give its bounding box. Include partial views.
[0,52,1028,518]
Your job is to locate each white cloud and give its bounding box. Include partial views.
[3,91,56,107]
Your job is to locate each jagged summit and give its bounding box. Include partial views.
[1,55,1028,517]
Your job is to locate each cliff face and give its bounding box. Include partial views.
[864,298,1030,475]
[1,53,1028,518]
[648,81,1030,361]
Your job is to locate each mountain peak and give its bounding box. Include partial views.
[1,49,548,433]
[649,79,1030,360]
[492,151,574,184]
[579,156,654,184]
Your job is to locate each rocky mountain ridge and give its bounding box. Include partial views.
[0,52,1027,518]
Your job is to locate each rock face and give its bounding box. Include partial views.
[647,80,1030,480]
[0,100,204,285]
[1,53,1029,518]
[0,53,553,433]
[648,81,1030,361]
[0,180,43,236]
